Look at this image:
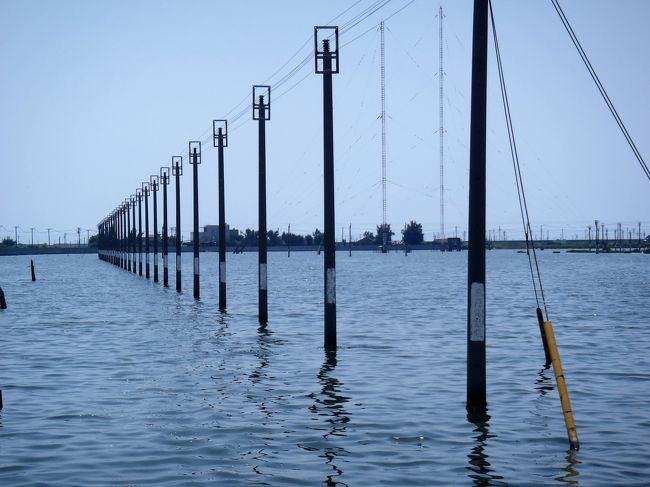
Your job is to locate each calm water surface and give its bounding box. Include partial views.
[1,250,649,485]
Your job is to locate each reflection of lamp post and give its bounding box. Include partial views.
[137,188,143,276]
[131,194,137,273]
[213,119,228,310]
[143,182,150,279]
[172,156,183,292]
[253,84,270,324]
[315,26,339,350]
[160,166,170,287]
[150,175,160,283]
[125,199,131,272]
[189,141,201,300]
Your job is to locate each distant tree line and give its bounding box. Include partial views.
[228,221,425,247]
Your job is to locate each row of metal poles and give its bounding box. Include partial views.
[98,26,340,350]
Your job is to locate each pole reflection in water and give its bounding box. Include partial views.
[304,351,351,486]
[466,412,506,486]
[556,450,581,485]
[535,366,554,397]
[245,325,286,483]
[536,368,581,484]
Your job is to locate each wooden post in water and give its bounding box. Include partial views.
[0,287,7,309]
[467,0,488,417]
[253,85,270,325]
[30,259,36,282]
[315,26,339,351]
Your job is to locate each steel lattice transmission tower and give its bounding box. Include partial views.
[380,20,388,249]
[438,6,445,239]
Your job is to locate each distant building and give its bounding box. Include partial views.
[190,224,230,244]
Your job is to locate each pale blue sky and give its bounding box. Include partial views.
[1,0,648,243]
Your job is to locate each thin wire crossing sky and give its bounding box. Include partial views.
[1,0,648,243]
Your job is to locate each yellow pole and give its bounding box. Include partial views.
[543,320,580,450]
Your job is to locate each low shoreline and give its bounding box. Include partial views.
[1,240,647,257]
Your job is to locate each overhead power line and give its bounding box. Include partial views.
[551,0,650,181]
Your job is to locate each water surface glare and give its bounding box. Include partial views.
[1,251,649,485]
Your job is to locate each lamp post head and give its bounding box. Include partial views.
[189,141,201,165]
[315,26,339,74]
[142,182,150,195]
[160,166,170,184]
[136,188,142,201]
[252,85,271,120]
[150,174,159,189]
[172,156,183,176]
[213,119,228,147]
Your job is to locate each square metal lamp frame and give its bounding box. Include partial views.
[160,166,170,184]
[252,85,271,120]
[172,156,183,176]
[189,141,202,164]
[314,26,339,74]
[213,120,228,147]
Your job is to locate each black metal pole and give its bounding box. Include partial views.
[467,0,488,417]
[144,185,150,279]
[218,129,227,310]
[132,197,137,273]
[138,192,143,276]
[175,161,182,292]
[112,216,116,265]
[258,96,268,325]
[121,207,126,269]
[126,202,131,272]
[152,180,159,282]
[162,173,169,287]
[322,41,336,350]
[192,148,200,300]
